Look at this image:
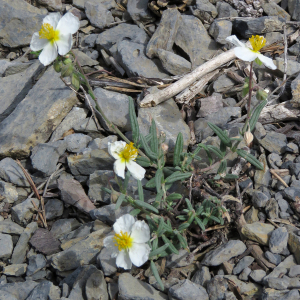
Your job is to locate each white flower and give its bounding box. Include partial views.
[30,12,80,66]
[108,141,146,181]
[104,214,151,269]
[226,35,277,70]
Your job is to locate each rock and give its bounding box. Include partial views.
[44,199,64,220]
[233,256,254,275]
[191,266,211,287]
[119,273,168,300]
[216,2,238,18]
[0,233,13,259]
[0,158,29,187]
[239,267,251,281]
[85,1,114,29]
[262,267,287,285]
[0,62,44,123]
[233,16,285,38]
[0,59,11,77]
[213,74,235,93]
[260,131,287,154]
[277,254,297,269]
[269,227,288,254]
[0,280,38,300]
[85,268,108,300]
[108,283,118,300]
[97,247,117,276]
[261,1,290,20]
[288,0,300,21]
[51,227,110,271]
[64,133,92,153]
[251,190,270,208]
[197,93,223,118]
[202,240,246,266]
[26,280,60,300]
[191,0,218,23]
[72,49,99,67]
[289,265,300,277]
[265,251,281,265]
[224,275,261,296]
[88,136,117,150]
[0,181,17,204]
[93,88,131,132]
[274,57,300,76]
[96,24,149,57]
[288,231,300,264]
[209,20,233,44]
[90,204,133,225]
[283,187,300,201]
[0,67,77,159]
[127,0,155,22]
[31,141,67,176]
[245,206,259,224]
[11,198,39,225]
[156,49,191,75]
[26,254,46,276]
[169,279,209,300]
[3,264,27,276]
[254,154,272,189]
[138,96,190,160]
[83,34,98,48]
[289,163,300,177]
[0,0,46,48]
[11,222,37,264]
[0,220,24,235]
[266,277,290,289]
[50,218,81,239]
[291,72,300,107]
[249,269,266,283]
[147,8,181,59]
[175,15,218,69]
[50,107,88,142]
[241,222,274,245]
[206,276,228,300]
[117,40,169,79]
[36,0,62,11]
[166,250,194,268]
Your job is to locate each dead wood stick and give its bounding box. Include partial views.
[140,49,236,107]
[258,100,300,124]
[270,169,289,188]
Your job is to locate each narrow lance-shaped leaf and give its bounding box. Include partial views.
[150,119,158,154]
[207,122,231,147]
[155,169,163,193]
[149,244,169,258]
[165,171,192,184]
[134,200,159,213]
[137,180,144,202]
[150,261,164,290]
[162,235,179,254]
[173,132,183,167]
[140,134,157,160]
[249,100,267,132]
[115,194,126,210]
[128,97,139,144]
[236,149,264,170]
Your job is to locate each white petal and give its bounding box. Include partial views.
[103,235,119,257]
[130,220,150,244]
[56,34,72,55]
[114,159,126,179]
[56,12,80,35]
[43,13,61,29]
[108,141,126,159]
[30,32,48,51]
[126,160,146,181]
[113,214,135,235]
[257,53,277,70]
[226,35,246,48]
[38,42,58,66]
[234,47,258,62]
[116,251,132,269]
[129,243,151,267]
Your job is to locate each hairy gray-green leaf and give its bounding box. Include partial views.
[236,149,264,170]
[173,132,183,167]
[129,97,139,144]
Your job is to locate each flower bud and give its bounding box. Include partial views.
[61,63,73,77]
[63,58,72,65]
[110,190,120,204]
[161,143,169,155]
[53,60,62,73]
[244,130,253,147]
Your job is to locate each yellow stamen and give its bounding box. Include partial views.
[39,23,60,42]
[249,35,266,52]
[113,231,133,251]
[119,142,138,163]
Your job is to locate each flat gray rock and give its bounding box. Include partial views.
[64,133,92,153]
[85,1,114,29]
[97,247,117,276]
[11,198,39,225]
[202,240,246,266]
[0,0,46,48]
[127,0,155,23]
[0,233,13,259]
[0,61,44,123]
[0,67,77,159]
[233,256,254,275]
[0,180,18,204]
[0,280,38,300]
[26,280,60,300]
[269,227,288,254]
[260,131,287,154]
[50,218,81,239]
[0,220,24,235]
[206,276,228,300]
[209,20,233,45]
[44,199,64,221]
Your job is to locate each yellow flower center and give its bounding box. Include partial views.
[39,23,60,42]
[249,35,266,52]
[113,231,133,251]
[119,142,138,163]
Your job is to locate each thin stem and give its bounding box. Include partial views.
[247,61,253,120]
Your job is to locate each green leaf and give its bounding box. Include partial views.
[130,209,141,216]
[155,191,164,203]
[166,193,182,201]
[150,261,164,291]
[242,85,249,98]
[115,194,126,210]
[123,171,131,190]
[101,187,112,194]
[71,73,80,91]
[207,122,231,147]
[165,171,192,184]
[177,215,187,221]
[178,222,190,231]
[129,97,139,144]
[206,145,224,159]
[195,217,206,231]
[173,132,183,167]
[175,232,188,249]
[140,134,157,160]
[256,89,268,101]
[30,50,42,58]
[150,119,159,154]
[149,244,169,258]
[193,155,202,161]
[185,198,193,211]
[217,160,227,175]
[236,149,264,170]
[249,99,268,132]
[157,218,166,236]
[135,156,151,167]
[152,237,158,250]
[137,180,144,202]
[209,215,221,223]
[162,235,179,254]
[254,57,263,66]
[61,63,74,77]
[155,169,164,193]
[145,177,156,188]
[223,174,239,180]
[134,200,159,213]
